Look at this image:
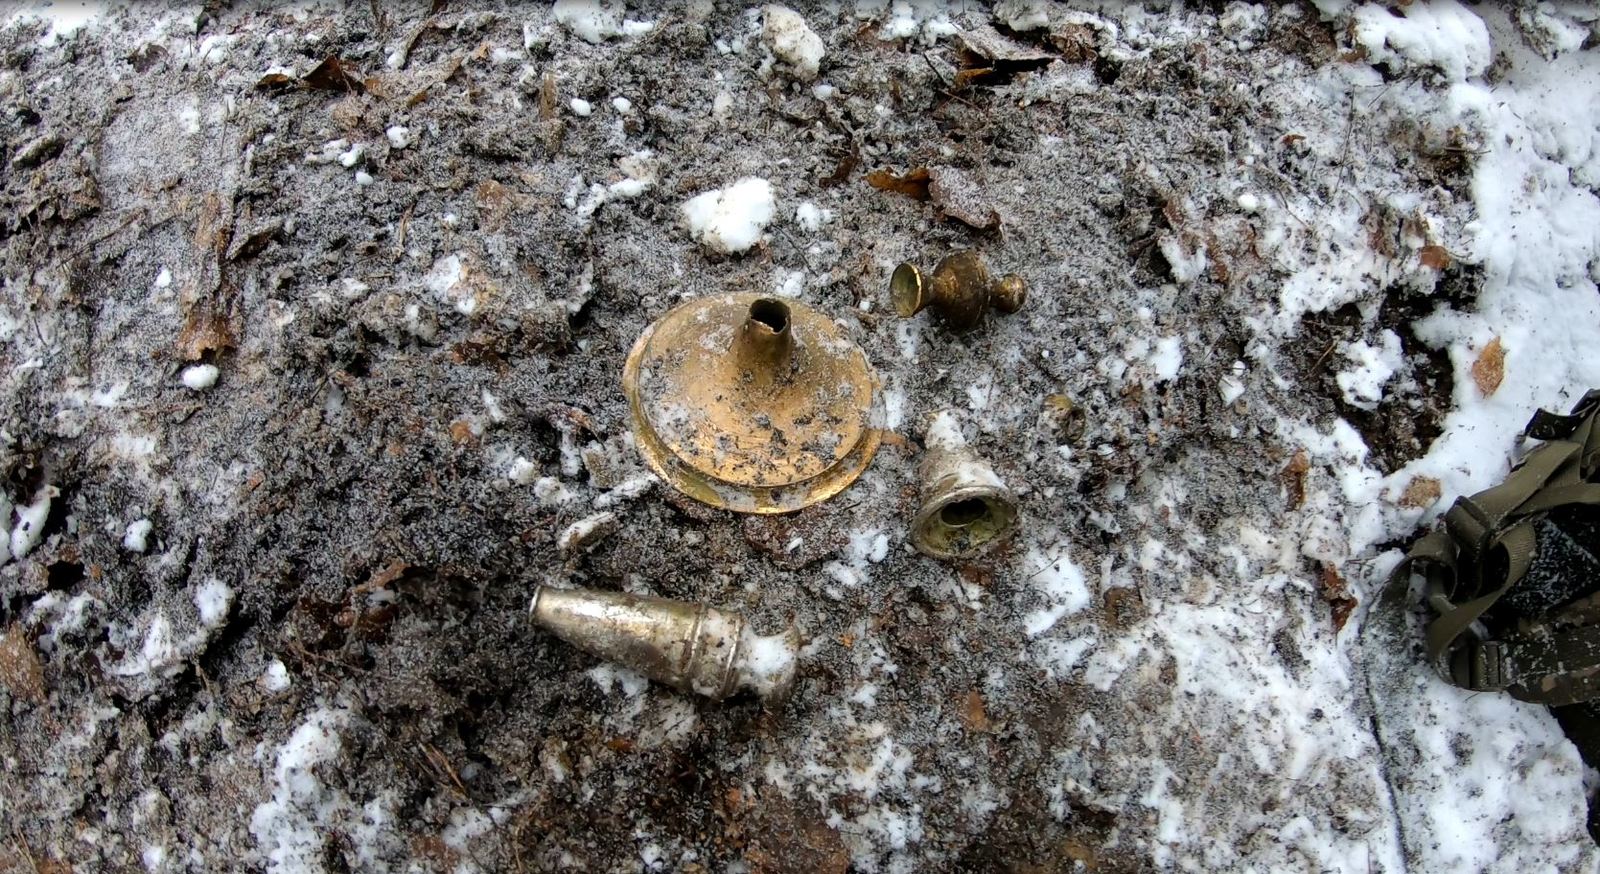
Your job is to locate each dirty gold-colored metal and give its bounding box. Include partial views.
[909,410,1021,559]
[622,293,882,514]
[529,585,801,702]
[890,251,1026,332]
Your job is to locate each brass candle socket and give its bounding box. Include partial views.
[890,251,1026,332]
[909,410,1020,560]
[530,585,800,703]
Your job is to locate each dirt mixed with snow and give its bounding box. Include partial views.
[3,1,1600,871]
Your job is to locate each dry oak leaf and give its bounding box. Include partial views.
[1472,337,1505,397]
[1398,476,1442,509]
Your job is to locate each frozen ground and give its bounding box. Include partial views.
[2,1,1599,872]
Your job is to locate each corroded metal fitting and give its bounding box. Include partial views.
[529,585,801,703]
[890,251,1025,332]
[909,410,1020,559]
[622,293,882,514]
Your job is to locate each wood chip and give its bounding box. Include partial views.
[1472,337,1504,397]
[959,688,990,733]
[0,624,45,705]
[1282,449,1310,509]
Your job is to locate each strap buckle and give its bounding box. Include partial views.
[1450,638,1511,691]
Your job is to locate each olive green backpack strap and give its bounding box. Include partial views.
[1391,390,1600,705]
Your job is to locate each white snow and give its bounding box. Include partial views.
[9,485,55,561]
[761,5,825,82]
[1157,235,1209,283]
[557,511,617,554]
[180,364,219,391]
[1020,542,1092,638]
[1148,336,1183,382]
[1352,0,1491,82]
[569,97,592,116]
[739,626,798,697]
[794,201,832,231]
[1335,329,1405,410]
[507,456,538,485]
[611,96,632,113]
[336,142,365,168]
[551,0,650,43]
[261,659,292,693]
[249,708,352,872]
[680,178,776,255]
[923,409,965,452]
[552,0,621,43]
[193,578,234,628]
[384,125,411,149]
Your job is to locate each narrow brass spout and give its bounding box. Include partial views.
[733,297,795,380]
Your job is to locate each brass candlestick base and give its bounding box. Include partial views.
[622,293,882,514]
[891,251,1026,332]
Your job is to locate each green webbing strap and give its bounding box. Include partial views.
[1393,390,1600,702]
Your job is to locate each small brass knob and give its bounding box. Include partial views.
[890,251,1026,332]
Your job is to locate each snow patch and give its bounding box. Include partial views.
[681,178,776,255]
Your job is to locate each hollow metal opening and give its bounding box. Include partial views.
[940,497,989,527]
[749,298,790,333]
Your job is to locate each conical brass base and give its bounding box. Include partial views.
[622,293,881,514]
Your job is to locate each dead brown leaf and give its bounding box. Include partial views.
[302,56,366,93]
[253,72,298,93]
[1319,564,1357,633]
[1398,476,1442,509]
[1419,244,1452,270]
[0,624,45,705]
[256,57,367,95]
[819,148,859,188]
[1282,449,1310,509]
[1472,337,1504,397]
[866,166,931,201]
[959,689,990,733]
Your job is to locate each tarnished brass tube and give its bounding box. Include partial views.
[529,586,800,702]
[909,410,1020,559]
[733,297,796,381]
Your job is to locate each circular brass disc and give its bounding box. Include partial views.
[622,293,881,514]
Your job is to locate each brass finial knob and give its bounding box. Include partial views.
[890,251,1026,332]
[622,293,882,514]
